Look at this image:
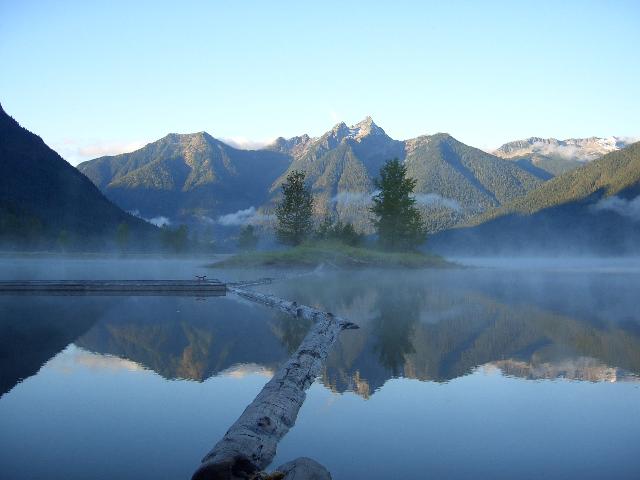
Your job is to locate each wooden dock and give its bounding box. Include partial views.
[0,280,226,296]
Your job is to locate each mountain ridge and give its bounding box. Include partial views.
[75,117,635,239]
[429,141,640,254]
[493,135,637,176]
[0,104,156,249]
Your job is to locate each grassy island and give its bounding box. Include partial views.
[209,242,451,269]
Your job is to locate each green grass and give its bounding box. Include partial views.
[209,242,452,269]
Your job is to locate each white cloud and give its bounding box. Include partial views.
[147,216,171,227]
[412,193,462,211]
[53,138,149,165]
[49,345,145,374]
[533,142,584,160]
[332,190,378,205]
[216,206,274,226]
[331,190,462,212]
[129,210,171,227]
[221,137,274,150]
[591,195,640,221]
[220,363,274,379]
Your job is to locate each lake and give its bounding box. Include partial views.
[1,257,639,479]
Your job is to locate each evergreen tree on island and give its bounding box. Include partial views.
[371,158,427,250]
[275,171,314,246]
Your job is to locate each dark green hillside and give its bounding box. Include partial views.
[477,141,640,222]
[405,134,544,209]
[430,142,640,254]
[78,132,292,222]
[512,154,582,176]
[0,104,155,249]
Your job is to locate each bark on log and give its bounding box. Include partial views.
[192,287,357,480]
[273,457,332,480]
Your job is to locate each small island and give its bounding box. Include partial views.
[211,159,453,270]
[210,242,450,269]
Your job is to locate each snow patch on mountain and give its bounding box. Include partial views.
[494,136,638,162]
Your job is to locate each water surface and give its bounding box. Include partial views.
[1,257,639,479]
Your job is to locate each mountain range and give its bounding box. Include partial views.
[78,117,554,234]
[2,102,638,252]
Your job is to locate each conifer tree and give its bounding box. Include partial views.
[371,158,426,250]
[275,171,314,246]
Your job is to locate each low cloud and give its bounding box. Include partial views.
[77,140,147,158]
[591,195,640,221]
[217,206,274,226]
[220,363,274,379]
[49,345,145,374]
[412,193,462,211]
[529,137,639,162]
[332,190,379,205]
[53,138,148,165]
[147,216,171,227]
[332,191,462,212]
[533,142,584,160]
[129,210,171,227]
[221,137,273,150]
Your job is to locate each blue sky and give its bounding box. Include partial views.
[1,0,639,165]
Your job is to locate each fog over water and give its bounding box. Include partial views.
[1,256,639,479]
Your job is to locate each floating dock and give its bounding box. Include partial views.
[0,280,226,296]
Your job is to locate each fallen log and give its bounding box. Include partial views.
[192,287,357,480]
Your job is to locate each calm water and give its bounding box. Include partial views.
[1,257,639,479]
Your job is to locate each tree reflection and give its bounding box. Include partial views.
[372,287,421,376]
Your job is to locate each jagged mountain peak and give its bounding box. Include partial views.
[324,116,388,145]
[352,115,385,138]
[266,133,314,157]
[268,133,312,149]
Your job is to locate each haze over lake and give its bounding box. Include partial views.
[1,257,638,479]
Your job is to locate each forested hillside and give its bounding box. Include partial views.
[0,104,156,250]
[430,142,640,254]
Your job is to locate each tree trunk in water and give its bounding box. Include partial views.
[192,287,357,480]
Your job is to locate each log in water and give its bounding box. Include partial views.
[192,287,358,479]
[0,280,226,296]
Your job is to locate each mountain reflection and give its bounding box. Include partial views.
[2,269,639,400]
[75,296,299,381]
[0,296,117,397]
[257,270,640,397]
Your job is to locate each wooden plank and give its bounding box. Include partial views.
[0,280,226,296]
